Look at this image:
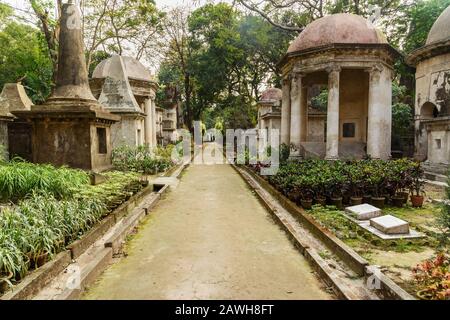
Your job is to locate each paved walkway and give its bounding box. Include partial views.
[83,163,332,299]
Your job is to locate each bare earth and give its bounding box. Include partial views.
[83,164,332,300]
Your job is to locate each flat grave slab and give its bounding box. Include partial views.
[370,215,410,235]
[341,212,424,240]
[345,204,382,220]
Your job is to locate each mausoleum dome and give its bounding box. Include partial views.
[287,13,387,54]
[260,88,282,102]
[93,56,153,82]
[426,5,450,45]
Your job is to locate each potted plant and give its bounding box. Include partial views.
[409,162,425,208]
[298,176,314,210]
[312,171,327,206]
[327,169,345,209]
[347,163,364,206]
[368,162,386,208]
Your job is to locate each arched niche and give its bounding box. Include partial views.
[420,102,439,119]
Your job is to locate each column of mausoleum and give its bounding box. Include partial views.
[325,65,341,159]
[144,98,153,148]
[151,97,157,147]
[289,73,304,158]
[281,77,291,146]
[367,64,392,160]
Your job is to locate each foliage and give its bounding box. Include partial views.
[310,88,328,112]
[0,159,90,202]
[267,159,423,202]
[0,18,53,103]
[0,170,146,283]
[0,192,106,280]
[436,173,450,248]
[76,171,141,212]
[112,145,175,175]
[399,0,450,53]
[413,253,450,300]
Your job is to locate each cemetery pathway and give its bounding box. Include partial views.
[83,162,332,299]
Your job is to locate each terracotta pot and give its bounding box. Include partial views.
[300,199,313,210]
[0,271,13,294]
[330,197,343,209]
[315,197,327,206]
[371,197,385,209]
[350,197,363,206]
[362,195,371,204]
[391,196,404,208]
[411,195,424,208]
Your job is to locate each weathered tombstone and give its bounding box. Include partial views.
[370,215,410,235]
[345,203,382,220]
[12,1,119,171]
[0,83,33,160]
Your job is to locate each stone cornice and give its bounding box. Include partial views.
[406,39,450,66]
[277,43,402,69]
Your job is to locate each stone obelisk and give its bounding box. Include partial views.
[13,1,119,171]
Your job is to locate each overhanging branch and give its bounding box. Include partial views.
[237,0,303,32]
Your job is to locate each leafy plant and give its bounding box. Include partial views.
[112,145,175,174]
[413,254,450,300]
[0,159,90,202]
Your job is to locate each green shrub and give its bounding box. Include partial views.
[0,159,90,202]
[112,145,175,174]
[268,158,422,203]
[0,192,106,280]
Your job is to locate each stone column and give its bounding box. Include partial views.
[289,72,304,158]
[367,64,392,160]
[151,97,157,147]
[281,77,291,146]
[144,98,153,148]
[325,65,341,160]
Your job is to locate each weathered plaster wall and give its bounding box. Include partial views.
[427,128,449,164]
[307,117,325,142]
[0,121,8,158]
[110,115,145,148]
[339,69,369,143]
[90,124,114,172]
[32,120,92,169]
[414,53,450,162]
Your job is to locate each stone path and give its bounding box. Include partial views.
[82,163,332,299]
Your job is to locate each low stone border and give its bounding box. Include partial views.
[1,251,71,300]
[233,165,415,300]
[365,266,415,300]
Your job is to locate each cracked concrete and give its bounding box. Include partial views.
[82,163,332,300]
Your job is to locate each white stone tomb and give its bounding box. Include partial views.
[345,204,382,220]
[370,215,410,235]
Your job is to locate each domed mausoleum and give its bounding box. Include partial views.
[407,5,450,177]
[279,13,399,160]
[90,55,159,149]
[257,88,282,144]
